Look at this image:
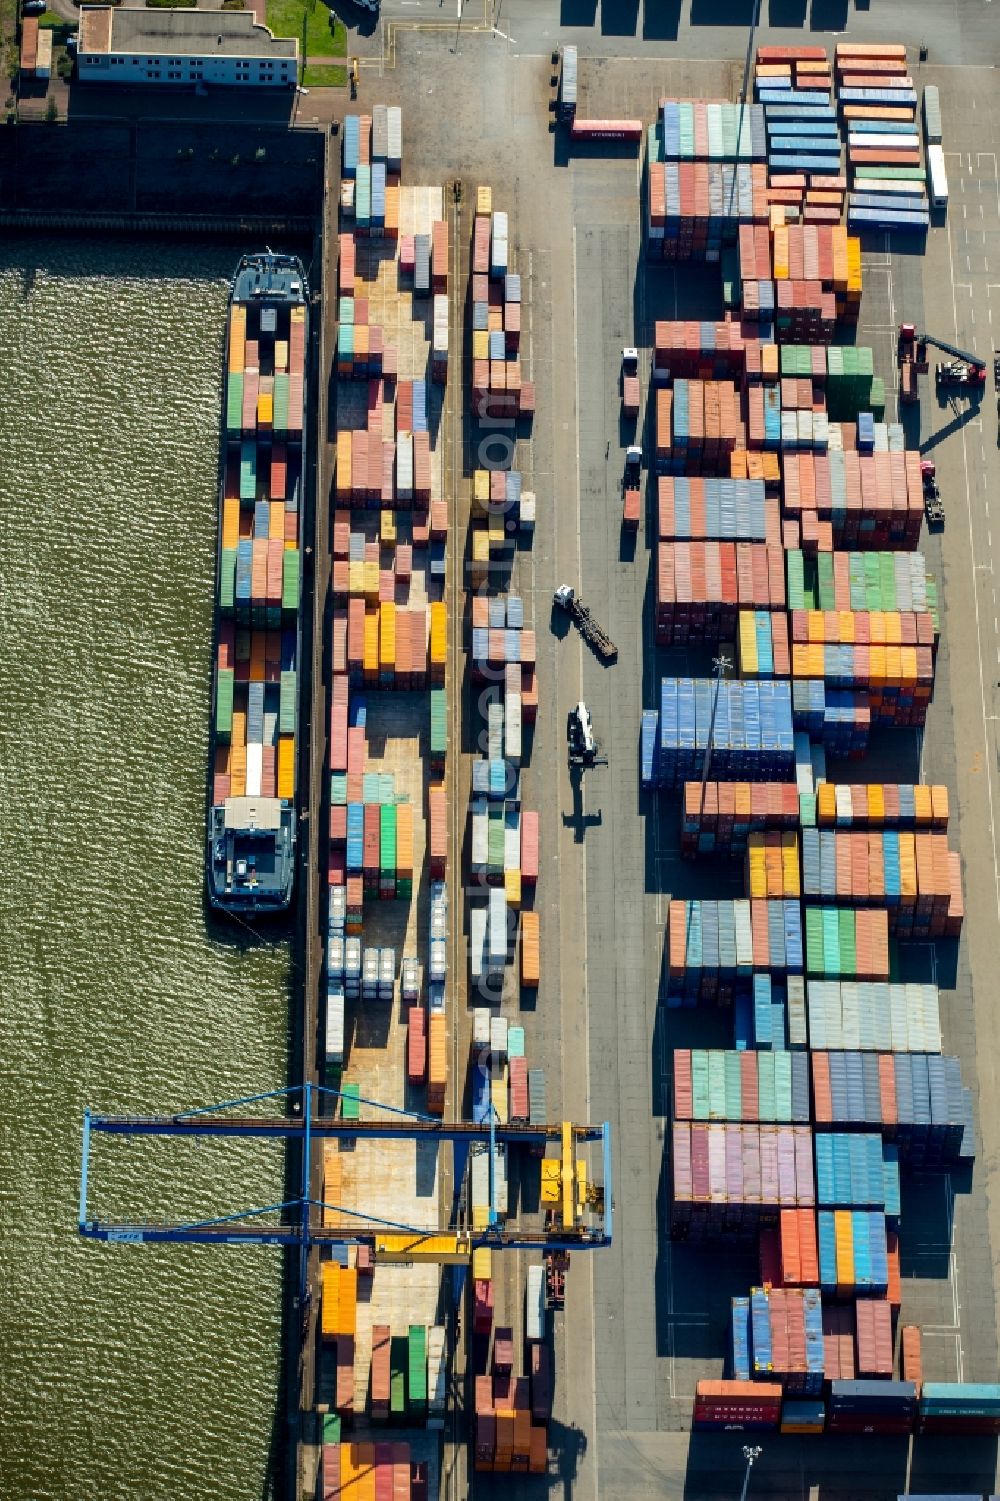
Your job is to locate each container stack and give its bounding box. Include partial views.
[470,200,533,418]
[655,679,795,788]
[647,100,768,262]
[832,45,929,232]
[665,898,804,1004]
[671,1122,815,1237]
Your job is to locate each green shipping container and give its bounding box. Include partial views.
[799,793,816,828]
[775,1051,792,1122]
[215,668,235,740]
[279,669,297,735]
[322,1413,341,1445]
[219,549,237,613]
[838,908,855,977]
[282,549,300,612]
[330,773,348,805]
[724,1052,741,1120]
[227,372,244,432]
[758,1051,776,1123]
[273,373,290,432]
[240,439,256,501]
[378,773,394,804]
[396,879,413,900]
[692,1053,708,1119]
[380,804,397,872]
[342,1082,360,1121]
[430,688,447,757]
[488,817,505,871]
[390,1337,408,1416]
[408,1325,427,1405]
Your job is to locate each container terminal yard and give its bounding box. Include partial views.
[70,3,1000,1500]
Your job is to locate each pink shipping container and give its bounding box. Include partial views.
[509,1057,529,1120]
[520,810,539,882]
[530,1343,552,1421]
[493,1327,514,1374]
[322,1442,341,1501]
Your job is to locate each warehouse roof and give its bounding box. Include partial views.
[79,5,297,59]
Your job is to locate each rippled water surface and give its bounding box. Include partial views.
[0,241,290,1501]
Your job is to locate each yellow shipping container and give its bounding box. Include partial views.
[364,559,380,599]
[228,305,246,373]
[277,734,295,799]
[491,1074,508,1124]
[385,184,400,234]
[867,783,884,824]
[834,1209,854,1286]
[913,784,932,825]
[837,609,855,643]
[321,1260,340,1337]
[899,833,917,899]
[428,1012,447,1087]
[257,391,273,428]
[322,1144,342,1228]
[336,431,352,495]
[477,185,492,215]
[747,840,767,900]
[338,1267,357,1337]
[232,708,247,749]
[348,560,365,596]
[380,509,396,546]
[817,783,836,822]
[930,784,949,826]
[364,612,379,674]
[379,601,396,670]
[429,601,447,665]
[473,331,489,362]
[772,225,789,279]
[471,527,490,564]
[832,225,849,291]
[761,343,779,378]
[472,1245,492,1280]
[473,468,490,504]
[488,516,505,548]
[846,235,862,297]
[274,338,288,374]
[738,612,758,674]
[504,868,521,908]
[472,1205,490,1230]
[540,1159,561,1204]
[270,500,285,541]
[396,802,414,876]
[222,497,240,550]
[768,205,787,231]
[782,833,800,897]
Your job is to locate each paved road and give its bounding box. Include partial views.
[341,0,1000,66]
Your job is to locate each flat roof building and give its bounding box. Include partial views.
[77,6,298,88]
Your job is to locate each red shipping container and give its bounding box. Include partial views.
[530,1342,552,1421]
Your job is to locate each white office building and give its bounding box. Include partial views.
[77,6,298,88]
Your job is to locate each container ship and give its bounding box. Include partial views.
[207,251,306,913]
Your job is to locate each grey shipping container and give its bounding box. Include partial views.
[528,1067,547,1126]
[922,84,942,145]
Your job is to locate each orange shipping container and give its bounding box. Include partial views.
[521,910,540,987]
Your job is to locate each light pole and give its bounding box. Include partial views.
[739,1445,762,1501]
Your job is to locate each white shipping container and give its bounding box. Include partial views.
[471,1146,489,1207]
[427,1326,447,1419]
[345,936,362,978]
[327,936,345,977]
[519,492,536,530]
[325,985,345,1062]
[328,885,346,932]
[469,907,488,982]
[526,1265,546,1342]
[429,937,447,983]
[372,104,389,161]
[396,432,413,498]
[488,701,504,760]
[927,143,948,207]
[471,806,489,870]
[492,1144,508,1214]
[848,133,920,151]
[491,210,509,241]
[473,1005,491,1049]
[505,692,522,761]
[488,887,508,963]
[245,742,263,797]
[503,815,520,873]
[489,1014,508,1056]
[387,106,402,168]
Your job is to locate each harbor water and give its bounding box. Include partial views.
[0,240,291,1501]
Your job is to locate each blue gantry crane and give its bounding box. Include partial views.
[79,1083,613,1285]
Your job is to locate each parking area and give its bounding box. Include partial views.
[344,13,1000,1500]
